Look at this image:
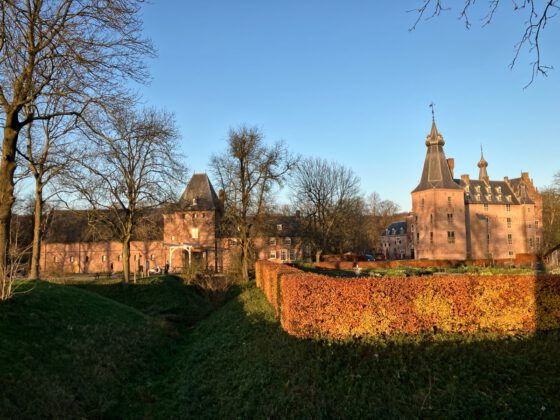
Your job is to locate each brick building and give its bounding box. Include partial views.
[41,173,304,274]
[406,118,542,261]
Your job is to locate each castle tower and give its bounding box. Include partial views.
[410,118,467,259]
[163,173,222,271]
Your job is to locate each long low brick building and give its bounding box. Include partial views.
[40,174,306,274]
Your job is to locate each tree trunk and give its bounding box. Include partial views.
[122,237,131,283]
[241,238,250,282]
[29,184,43,280]
[0,117,20,289]
[315,249,322,263]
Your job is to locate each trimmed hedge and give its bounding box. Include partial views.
[255,260,560,339]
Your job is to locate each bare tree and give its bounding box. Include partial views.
[0,0,153,295]
[366,192,401,255]
[211,126,296,282]
[18,97,79,280]
[409,0,558,86]
[65,106,185,283]
[541,172,560,261]
[290,158,361,262]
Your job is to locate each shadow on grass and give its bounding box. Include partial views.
[75,275,240,331]
[149,285,560,419]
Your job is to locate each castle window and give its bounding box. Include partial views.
[508,234,512,245]
[447,231,455,243]
[529,237,534,248]
[269,250,276,259]
[289,249,296,261]
[421,198,424,209]
[528,223,532,229]
[430,214,433,224]
[484,204,489,211]
[202,213,206,218]
[487,234,490,244]
[507,217,512,228]
[284,237,291,245]
[416,233,419,243]
[102,255,107,262]
[191,228,199,239]
[509,251,514,256]
[447,197,452,206]
[430,232,433,244]
[70,256,75,263]
[193,213,198,219]
[269,238,276,246]
[280,249,288,262]
[528,207,531,213]
[277,224,283,231]
[535,220,539,228]
[506,204,511,211]
[54,256,59,263]
[411,224,415,232]
[447,213,453,223]
[229,239,238,246]
[84,255,89,263]
[536,237,540,247]
[151,255,155,261]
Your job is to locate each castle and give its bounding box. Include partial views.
[382,118,542,261]
[40,174,304,274]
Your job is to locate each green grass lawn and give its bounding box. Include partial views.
[1,278,559,418]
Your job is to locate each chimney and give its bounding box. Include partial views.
[521,172,530,182]
[447,158,455,178]
[461,174,469,184]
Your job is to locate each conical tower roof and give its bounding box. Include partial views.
[412,118,462,192]
[179,173,221,210]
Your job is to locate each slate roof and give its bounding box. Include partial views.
[44,209,164,243]
[412,119,462,192]
[457,179,521,205]
[382,221,407,236]
[508,177,536,204]
[179,173,221,211]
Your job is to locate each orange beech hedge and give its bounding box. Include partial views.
[255,260,560,339]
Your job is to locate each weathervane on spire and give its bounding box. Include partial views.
[429,102,435,120]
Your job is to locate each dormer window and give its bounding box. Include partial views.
[496,194,502,201]
[475,185,481,193]
[269,238,276,246]
[465,185,470,193]
[486,194,492,201]
[475,194,481,201]
[192,198,197,206]
[506,195,512,202]
[486,186,491,194]
[276,224,282,231]
[496,186,502,194]
[284,237,291,245]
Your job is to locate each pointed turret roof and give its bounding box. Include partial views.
[412,118,462,192]
[179,173,221,210]
[477,146,489,181]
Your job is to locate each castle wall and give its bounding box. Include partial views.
[41,240,166,274]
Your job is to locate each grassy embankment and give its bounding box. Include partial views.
[1,275,559,418]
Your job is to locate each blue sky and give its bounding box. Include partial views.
[138,1,560,210]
